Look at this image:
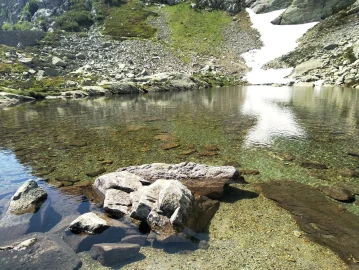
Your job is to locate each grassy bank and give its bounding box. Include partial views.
[103,0,157,39]
[164,4,232,61]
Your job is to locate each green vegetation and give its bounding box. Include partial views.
[1,22,12,31]
[23,0,39,16]
[164,4,231,61]
[1,21,33,31]
[0,77,83,99]
[56,0,93,32]
[194,72,238,87]
[103,0,157,40]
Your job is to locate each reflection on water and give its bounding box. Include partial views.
[1,85,359,198]
[241,86,306,147]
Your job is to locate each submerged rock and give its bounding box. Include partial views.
[318,185,354,202]
[64,215,139,253]
[0,233,82,270]
[8,180,47,215]
[258,181,359,267]
[300,162,328,170]
[90,243,141,266]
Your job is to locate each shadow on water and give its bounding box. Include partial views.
[221,185,259,203]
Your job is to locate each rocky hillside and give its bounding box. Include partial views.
[0,0,359,106]
[266,1,359,88]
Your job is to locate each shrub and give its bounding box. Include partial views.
[1,22,12,31]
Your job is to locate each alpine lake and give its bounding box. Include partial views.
[1,85,359,269]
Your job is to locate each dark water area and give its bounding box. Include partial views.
[1,85,359,217]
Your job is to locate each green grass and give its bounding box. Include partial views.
[103,0,157,40]
[164,4,231,61]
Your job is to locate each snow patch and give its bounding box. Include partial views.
[242,9,317,84]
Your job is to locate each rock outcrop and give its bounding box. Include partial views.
[195,0,242,13]
[131,179,194,231]
[272,0,356,25]
[245,0,292,13]
[7,180,47,215]
[117,162,242,199]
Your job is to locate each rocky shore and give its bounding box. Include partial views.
[2,162,358,269]
[2,162,359,269]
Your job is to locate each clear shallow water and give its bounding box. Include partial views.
[0,85,359,212]
[0,150,33,191]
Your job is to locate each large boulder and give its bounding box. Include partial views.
[272,0,356,25]
[290,59,323,78]
[108,82,141,94]
[117,162,242,199]
[93,171,145,196]
[130,179,193,230]
[245,0,292,13]
[8,180,47,215]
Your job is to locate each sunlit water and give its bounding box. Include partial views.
[242,9,317,84]
[1,85,359,218]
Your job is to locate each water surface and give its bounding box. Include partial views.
[1,85,359,213]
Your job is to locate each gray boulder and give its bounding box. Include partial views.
[82,86,107,96]
[8,180,47,215]
[245,0,292,13]
[130,179,193,230]
[94,171,145,196]
[69,212,109,235]
[103,189,131,218]
[272,0,356,25]
[90,243,141,266]
[52,56,67,67]
[290,59,323,78]
[118,162,242,199]
[108,82,141,94]
[195,0,242,13]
